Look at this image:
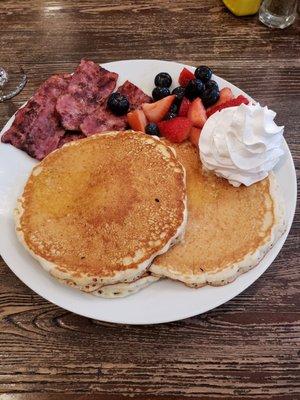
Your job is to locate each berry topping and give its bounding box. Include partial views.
[127,109,148,133]
[169,102,178,114]
[158,117,192,143]
[107,92,130,115]
[178,97,191,117]
[184,79,205,100]
[195,66,213,83]
[206,87,233,113]
[206,95,249,118]
[205,80,219,92]
[178,67,195,87]
[145,122,160,136]
[201,87,220,108]
[165,111,177,120]
[172,86,185,102]
[187,98,207,128]
[154,72,172,88]
[152,86,170,101]
[142,95,176,123]
[189,126,202,147]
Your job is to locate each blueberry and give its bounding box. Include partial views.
[165,112,177,120]
[145,123,160,136]
[107,92,129,115]
[202,88,220,108]
[169,103,178,114]
[195,66,213,83]
[154,72,172,88]
[205,80,219,92]
[184,79,205,100]
[152,86,170,101]
[171,86,185,102]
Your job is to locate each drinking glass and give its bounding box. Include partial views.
[259,0,298,29]
[0,67,27,102]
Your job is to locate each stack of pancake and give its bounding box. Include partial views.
[16,131,285,297]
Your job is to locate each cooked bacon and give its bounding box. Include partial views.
[56,59,118,130]
[118,80,152,110]
[1,60,153,159]
[1,74,71,160]
[80,80,151,136]
[80,108,127,136]
[58,131,86,148]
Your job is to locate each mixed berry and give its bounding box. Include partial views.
[126,65,249,145]
[107,92,130,115]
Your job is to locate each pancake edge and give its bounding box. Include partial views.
[150,172,286,287]
[14,131,188,292]
[91,274,160,298]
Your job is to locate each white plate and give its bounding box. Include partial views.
[0,60,296,325]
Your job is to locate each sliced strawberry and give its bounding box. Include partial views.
[178,97,191,117]
[187,98,207,128]
[179,68,195,87]
[207,95,250,118]
[206,87,233,113]
[189,127,202,147]
[127,109,148,133]
[158,117,192,143]
[142,95,175,123]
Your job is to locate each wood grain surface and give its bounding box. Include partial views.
[0,0,299,398]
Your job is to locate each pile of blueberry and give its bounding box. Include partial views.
[152,66,219,109]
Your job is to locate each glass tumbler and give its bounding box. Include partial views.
[259,0,298,29]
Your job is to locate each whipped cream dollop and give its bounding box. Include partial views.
[199,103,285,186]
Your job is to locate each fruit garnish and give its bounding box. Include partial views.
[178,97,191,117]
[195,66,212,83]
[206,95,249,118]
[142,95,176,123]
[154,72,172,88]
[171,86,185,102]
[206,87,233,113]
[127,109,148,133]
[187,98,207,128]
[165,102,178,120]
[189,126,202,147]
[201,87,220,108]
[178,68,195,87]
[184,79,205,100]
[158,117,192,143]
[152,86,170,101]
[107,92,130,115]
[145,122,160,136]
[205,80,219,92]
[169,102,179,114]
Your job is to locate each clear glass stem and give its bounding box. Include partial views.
[0,67,27,102]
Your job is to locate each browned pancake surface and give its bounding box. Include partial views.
[152,141,276,278]
[18,131,186,279]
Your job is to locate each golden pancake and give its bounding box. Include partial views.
[16,131,187,292]
[150,141,285,287]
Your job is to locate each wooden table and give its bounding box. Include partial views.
[0,1,299,398]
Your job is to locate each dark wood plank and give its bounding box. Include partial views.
[0,0,299,398]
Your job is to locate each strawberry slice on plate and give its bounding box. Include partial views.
[187,98,207,128]
[158,117,192,143]
[127,109,148,133]
[189,127,202,147]
[142,95,175,123]
[179,68,195,87]
[207,95,249,118]
[178,97,191,117]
